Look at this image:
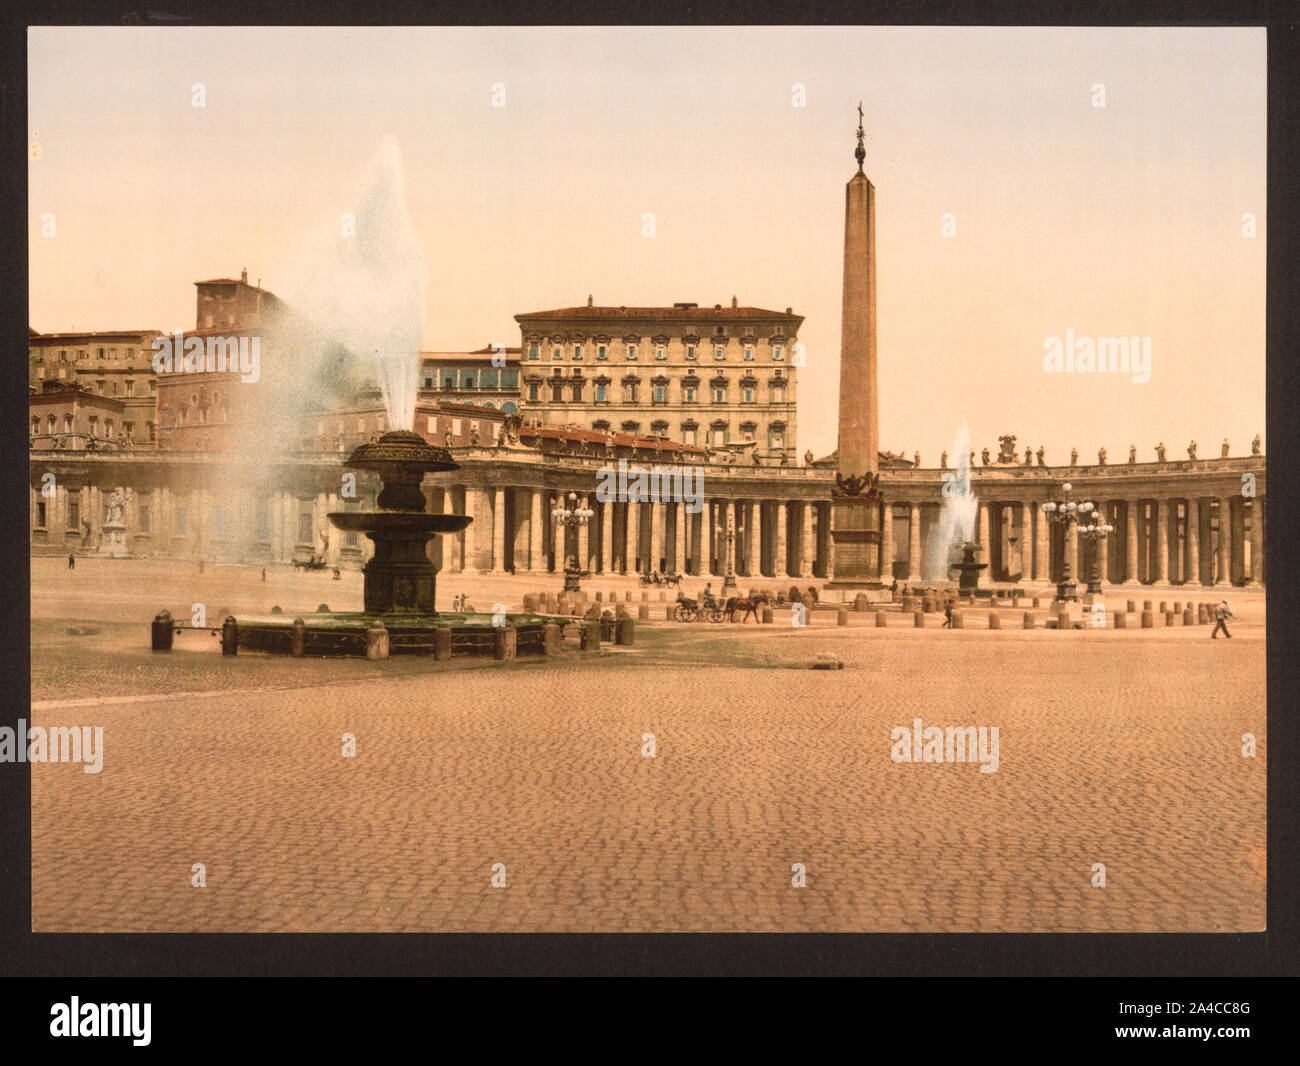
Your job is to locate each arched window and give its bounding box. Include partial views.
[501,401,519,414]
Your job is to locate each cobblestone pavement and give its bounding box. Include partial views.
[29,559,1265,932]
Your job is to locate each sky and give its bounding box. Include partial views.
[28,26,1265,461]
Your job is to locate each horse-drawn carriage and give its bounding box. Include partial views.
[293,554,329,571]
[674,591,726,623]
[641,570,682,589]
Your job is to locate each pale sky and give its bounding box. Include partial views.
[28,26,1265,460]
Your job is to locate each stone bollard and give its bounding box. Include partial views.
[434,626,452,660]
[854,593,869,612]
[762,606,774,624]
[1173,601,1182,613]
[600,611,615,641]
[151,610,174,652]
[1057,607,1071,631]
[1197,604,1207,624]
[522,593,534,611]
[1023,612,1034,630]
[290,618,306,657]
[542,622,561,655]
[873,610,886,628]
[1183,606,1194,626]
[901,596,915,613]
[1141,610,1154,628]
[922,597,935,613]
[1126,600,1136,613]
[637,603,649,621]
[365,619,389,660]
[952,610,965,629]
[664,605,673,620]
[837,607,848,626]
[802,592,816,615]
[989,612,1001,630]
[271,605,283,614]
[1165,610,1175,626]
[581,620,600,651]
[1115,612,1127,629]
[915,610,925,628]
[494,625,517,660]
[616,617,636,646]
[557,595,569,615]
[221,615,238,656]
[316,604,330,613]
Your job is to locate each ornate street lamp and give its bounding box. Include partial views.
[1040,482,1102,603]
[1077,513,1115,596]
[721,519,738,596]
[552,491,594,593]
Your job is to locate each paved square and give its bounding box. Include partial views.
[29,559,1264,932]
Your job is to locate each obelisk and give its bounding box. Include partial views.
[827,103,884,590]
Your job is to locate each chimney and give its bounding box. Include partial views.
[241,268,248,284]
[731,295,738,308]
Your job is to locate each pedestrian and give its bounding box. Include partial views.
[68,553,75,570]
[199,558,205,573]
[1212,600,1234,639]
[261,567,266,582]
[942,597,954,629]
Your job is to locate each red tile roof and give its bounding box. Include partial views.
[516,305,800,322]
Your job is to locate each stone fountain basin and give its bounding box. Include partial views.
[327,512,471,535]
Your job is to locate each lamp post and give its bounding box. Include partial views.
[1077,511,1115,596]
[1040,482,1103,603]
[552,491,594,593]
[721,518,738,596]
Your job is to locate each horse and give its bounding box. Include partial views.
[724,592,770,623]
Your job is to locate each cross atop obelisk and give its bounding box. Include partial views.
[855,101,866,172]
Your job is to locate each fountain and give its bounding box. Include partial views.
[226,430,554,657]
[948,540,987,591]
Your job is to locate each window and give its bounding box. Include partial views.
[683,385,697,403]
[147,421,156,441]
[528,344,539,361]
[683,426,697,446]
[35,501,46,528]
[501,369,518,388]
[176,507,188,535]
[443,375,456,389]
[88,416,98,434]
[593,420,610,432]
[656,346,666,361]
[597,345,607,360]
[31,416,39,434]
[480,368,498,388]
[714,347,725,361]
[452,419,462,435]
[125,380,135,396]
[527,382,540,401]
[460,370,476,388]
[109,348,117,358]
[573,345,582,360]
[552,346,562,361]
[653,385,667,404]
[713,384,727,403]
[298,513,313,545]
[742,426,756,442]
[773,346,784,361]
[595,384,608,402]
[624,381,640,403]
[627,344,638,360]
[709,423,727,445]
[501,401,519,414]
[651,421,669,436]
[77,349,87,361]
[686,345,696,360]
[742,387,755,403]
[68,495,80,530]
[771,382,786,402]
[744,347,754,361]
[104,419,113,436]
[97,347,106,359]
[771,429,785,449]
[550,381,564,402]
[124,421,135,441]
[570,382,584,401]
[424,376,434,388]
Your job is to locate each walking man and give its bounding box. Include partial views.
[942,597,954,629]
[67,552,75,570]
[1212,599,1234,639]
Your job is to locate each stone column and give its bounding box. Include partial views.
[1065,522,1078,583]
[1153,498,1167,584]
[705,500,715,574]
[746,499,759,576]
[1186,498,1200,587]
[1124,500,1140,585]
[1035,501,1049,581]
[977,503,990,567]
[492,487,507,574]
[908,503,922,581]
[674,501,686,574]
[628,500,641,574]
[574,493,588,572]
[800,502,814,577]
[1097,521,1109,583]
[1248,498,1263,586]
[1019,501,1032,581]
[1217,497,1233,585]
[774,501,788,578]
[528,490,543,572]
[880,502,894,583]
[601,499,614,575]
[648,501,661,573]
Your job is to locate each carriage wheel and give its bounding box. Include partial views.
[707,606,727,624]
[672,604,692,622]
